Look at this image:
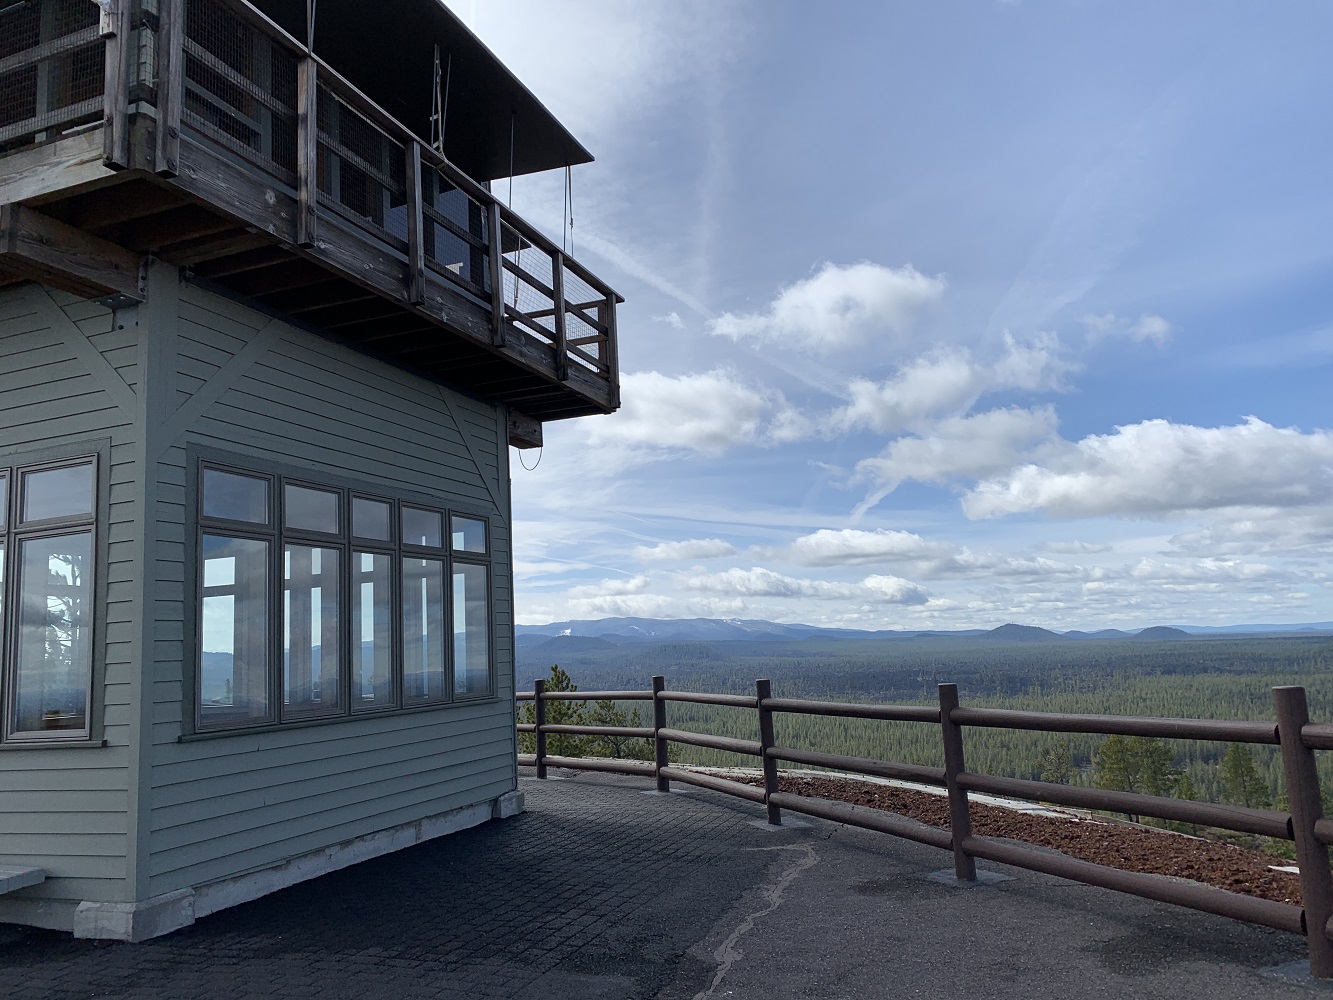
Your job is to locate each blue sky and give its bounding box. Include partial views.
[451,0,1333,631]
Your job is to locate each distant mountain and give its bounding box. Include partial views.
[985,623,1064,643]
[514,616,1333,646]
[1132,626,1191,641]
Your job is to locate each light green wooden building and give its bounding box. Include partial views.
[0,0,619,940]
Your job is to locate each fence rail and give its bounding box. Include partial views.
[516,678,1333,977]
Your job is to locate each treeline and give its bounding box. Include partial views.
[517,635,1333,844]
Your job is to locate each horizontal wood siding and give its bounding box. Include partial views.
[0,286,138,904]
[147,284,516,896]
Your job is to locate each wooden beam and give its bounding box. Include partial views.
[296,58,319,247]
[405,141,426,305]
[0,129,117,208]
[551,251,569,382]
[507,409,543,450]
[487,201,505,347]
[0,205,144,302]
[159,231,273,268]
[155,0,185,177]
[101,0,132,169]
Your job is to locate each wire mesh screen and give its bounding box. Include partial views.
[0,0,104,152]
[317,83,407,243]
[182,0,298,181]
[500,221,558,343]
[423,167,489,298]
[561,264,609,374]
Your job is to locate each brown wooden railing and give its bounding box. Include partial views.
[518,678,1333,977]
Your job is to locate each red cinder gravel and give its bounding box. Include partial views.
[737,773,1301,906]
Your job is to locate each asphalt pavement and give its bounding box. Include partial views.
[0,769,1321,999]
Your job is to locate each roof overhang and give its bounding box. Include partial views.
[253,0,593,181]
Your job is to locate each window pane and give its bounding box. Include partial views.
[0,474,7,530]
[402,557,446,703]
[203,469,269,524]
[22,463,93,523]
[352,497,391,540]
[11,532,92,736]
[452,563,490,698]
[451,516,487,554]
[402,507,442,548]
[352,551,393,710]
[285,484,340,534]
[283,545,341,718]
[200,534,270,726]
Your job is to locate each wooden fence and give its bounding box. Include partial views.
[517,678,1333,978]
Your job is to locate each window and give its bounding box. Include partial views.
[195,459,495,732]
[1,455,98,742]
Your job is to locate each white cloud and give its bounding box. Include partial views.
[654,311,685,329]
[852,406,1060,515]
[1168,509,1333,558]
[1040,540,1111,554]
[682,566,928,605]
[963,416,1333,519]
[1083,312,1174,346]
[634,538,736,561]
[827,333,1072,434]
[708,262,945,352]
[586,369,775,455]
[790,528,940,567]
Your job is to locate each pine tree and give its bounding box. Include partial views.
[518,664,592,757]
[1037,737,1075,784]
[1094,735,1180,821]
[1220,742,1271,809]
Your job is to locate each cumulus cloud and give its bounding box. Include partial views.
[654,311,685,329]
[708,262,945,352]
[963,416,1333,519]
[1083,312,1174,346]
[1040,540,1111,554]
[852,406,1060,515]
[827,333,1073,434]
[682,566,928,604]
[586,369,777,455]
[787,527,1082,580]
[634,538,736,561]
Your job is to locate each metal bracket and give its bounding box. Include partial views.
[92,0,119,38]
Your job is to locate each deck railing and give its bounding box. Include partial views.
[518,678,1333,977]
[0,0,619,402]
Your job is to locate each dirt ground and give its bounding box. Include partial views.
[737,773,1301,905]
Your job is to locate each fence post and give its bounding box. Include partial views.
[1275,685,1333,978]
[652,675,669,792]
[534,678,547,780]
[756,678,781,825]
[938,683,977,881]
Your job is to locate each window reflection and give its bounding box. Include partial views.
[13,532,92,735]
[403,557,446,703]
[284,545,341,718]
[22,463,93,523]
[452,563,489,697]
[451,516,486,554]
[202,469,269,524]
[352,551,393,709]
[200,534,270,726]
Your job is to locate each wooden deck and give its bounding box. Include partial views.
[0,0,620,428]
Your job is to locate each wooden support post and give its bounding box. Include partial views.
[101,0,132,169]
[756,678,781,825]
[405,141,426,305]
[1275,686,1333,978]
[652,675,669,792]
[487,202,505,347]
[604,291,621,409]
[551,251,569,381]
[938,683,977,881]
[154,0,184,176]
[296,57,319,247]
[533,678,547,780]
